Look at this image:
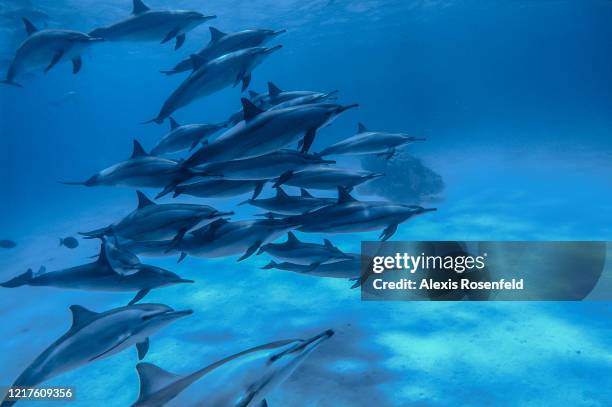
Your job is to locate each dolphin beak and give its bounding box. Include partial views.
[421,208,437,213]
[272,29,287,36]
[337,104,359,114]
[319,159,336,164]
[162,309,194,319]
[203,15,217,21]
[263,44,283,54]
[299,329,335,352]
[177,278,195,284]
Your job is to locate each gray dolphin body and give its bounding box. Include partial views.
[178,218,300,262]
[162,26,285,75]
[250,81,325,108]
[89,0,214,50]
[292,187,437,240]
[81,191,231,245]
[60,140,198,188]
[243,187,335,215]
[131,329,334,407]
[0,240,192,304]
[198,149,335,181]
[277,167,384,191]
[168,179,266,200]
[262,253,361,281]
[2,18,102,87]
[185,100,358,167]
[318,123,426,158]
[147,47,282,124]
[1,303,192,407]
[150,117,226,155]
[258,232,352,267]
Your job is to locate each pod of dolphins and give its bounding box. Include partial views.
[1,1,436,405]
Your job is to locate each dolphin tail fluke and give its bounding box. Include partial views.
[129,289,151,306]
[0,79,24,88]
[237,241,262,262]
[1,269,33,288]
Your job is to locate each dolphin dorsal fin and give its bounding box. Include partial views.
[22,18,38,36]
[69,305,98,330]
[190,54,207,70]
[241,98,264,121]
[136,191,156,209]
[300,188,313,198]
[267,81,282,97]
[209,27,226,42]
[323,239,334,248]
[357,123,368,133]
[337,186,357,204]
[169,117,180,131]
[275,187,288,199]
[248,90,259,100]
[132,0,150,14]
[286,232,300,245]
[136,363,181,403]
[131,140,148,158]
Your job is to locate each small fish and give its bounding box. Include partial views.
[0,240,17,249]
[59,236,79,249]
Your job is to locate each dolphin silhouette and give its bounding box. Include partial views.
[162,26,285,75]
[131,329,334,406]
[241,187,335,215]
[89,0,215,50]
[262,254,361,283]
[160,179,266,200]
[1,18,103,87]
[150,117,227,156]
[274,167,384,191]
[257,232,352,268]
[1,303,192,407]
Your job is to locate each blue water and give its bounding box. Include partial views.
[1,0,611,406]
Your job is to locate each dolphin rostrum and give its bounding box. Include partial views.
[89,0,215,50]
[262,253,361,283]
[131,329,334,407]
[59,140,204,188]
[80,190,232,248]
[150,117,226,155]
[275,167,384,191]
[1,303,192,407]
[257,232,352,268]
[241,187,335,215]
[0,238,193,305]
[185,99,358,167]
[177,217,300,262]
[318,122,426,159]
[1,18,103,87]
[292,187,437,241]
[145,46,282,124]
[161,179,266,200]
[162,26,286,75]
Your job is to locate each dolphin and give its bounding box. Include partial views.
[318,123,426,159]
[241,187,335,215]
[185,99,358,167]
[162,179,266,200]
[1,303,192,407]
[131,329,334,407]
[257,232,352,268]
[150,117,226,155]
[250,81,327,108]
[145,46,282,124]
[1,18,103,87]
[59,140,205,188]
[162,26,286,75]
[80,191,233,249]
[196,149,335,182]
[0,238,193,305]
[177,217,300,262]
[262,254,361,282]
[275,167,384,191]
[291,187,437,241]
[89,0,215,50]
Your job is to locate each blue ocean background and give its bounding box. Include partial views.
[1,0,611,405]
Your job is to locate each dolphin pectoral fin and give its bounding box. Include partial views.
[380,223,398,241]
[304,262,321,272]
[0,79,24,88]
[238,241,262,262]
[177,252,188,263]
[273,170,293,188]
[165,229,188,253]
[136,338,150,360]
[174,33,186,50]
[252,181,265,199]
[161,28,180,44]
[301,128,317,153]
[189,139,202,151]
[72,56,82,74]
[241,72,252,92]
[129,288,151,305]
[45,50,64,73]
